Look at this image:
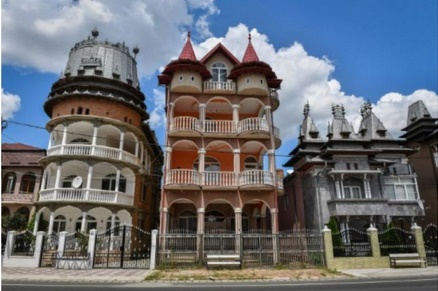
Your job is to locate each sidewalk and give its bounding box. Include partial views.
[1,266,437,283]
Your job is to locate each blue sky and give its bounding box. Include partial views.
[1,0,437,169]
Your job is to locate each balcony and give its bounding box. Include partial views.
[238,170,275,190]
[203,120,235,136]
[164,170,280,191]
[169,116,201,137]
[202,171,237,189]
[203,81,236,94]
[165,169,201,190]
[38,188,134,206]
[47,145,142,168]
[327,199,389,217]
[237,118,270,138]
[270,91,280,111]
[1,193,34,203]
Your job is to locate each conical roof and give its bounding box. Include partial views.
[242,34,259,62]
[178,31,197,60]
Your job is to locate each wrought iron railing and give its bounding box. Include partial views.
[423,224,438,266]
[378,227,417,256]
[12,231,35,256]
[332,228,371,257]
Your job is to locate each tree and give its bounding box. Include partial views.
[2,212,28,232]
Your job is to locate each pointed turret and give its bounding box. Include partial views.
[299,102,322,142]
[158,32,211,86]
[358,101,392,139]
[328,105,356,139]
[401,100,438,141]
[228,33,282,91]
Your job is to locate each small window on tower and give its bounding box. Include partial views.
[85,109,90,115]
[71,109,75,114]
[246,78,250,84]
[77,107,83,114]
[178,75,184,82]
[191,76,195,81]
[260,79,264,84]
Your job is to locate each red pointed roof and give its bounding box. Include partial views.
[242,34,259,62]
[178,31,197,60]
[228,34,282,89]
[158,32,211,85]
[200,43,240,65]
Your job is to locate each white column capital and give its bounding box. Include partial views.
[234,208,242,214]
[169,102,175,107]
[232,104,240,109]
[267,149,275,155]
[270,208,278,214]
[198,103,206,108]
[160,207,168,213]
[198,148,206,154]
[165,147,172,153]
[264,105,272,111]
[197,208,205,213]
[233,149,240,154]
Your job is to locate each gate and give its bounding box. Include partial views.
[40,233,59,267]
[93,225,151,269]
[423,224,438,266]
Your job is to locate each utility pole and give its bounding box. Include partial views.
[1,117,8,130]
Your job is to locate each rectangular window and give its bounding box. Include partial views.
[343,186,362,199]
[384,177,418,200]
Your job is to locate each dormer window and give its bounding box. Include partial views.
[246,78,250,84]
[178,75,184,82]
[212,62,227,82]
[191,76,195,81]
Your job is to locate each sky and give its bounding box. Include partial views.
[1,0,437,170]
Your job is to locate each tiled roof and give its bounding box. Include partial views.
[178,32,197,61]
[2,143,45,167]
[242,34,259,62]
[2,143,44,151]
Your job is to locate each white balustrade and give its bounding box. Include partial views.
[1,193,34,202]
[203,81,236,91]
[170,116,201,132]
[203,171,236,187]
[47,144,141,167]
[203,120,235,134]
[239,170,274,187]
[238,118,269,134]
[38,188,133,206]
[166,169,201,186]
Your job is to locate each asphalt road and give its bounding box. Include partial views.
[2,278,438,291]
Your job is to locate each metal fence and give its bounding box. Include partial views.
[12,231,35,256]
[378,227,416,256]
[157,229,324,268]
[423,224,438,266]
[332,228,371,257]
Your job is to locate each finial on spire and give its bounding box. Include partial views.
[303,102,310,117]
[248,33,252,41]
[187,31,191,39]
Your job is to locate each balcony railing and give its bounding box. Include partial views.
[203,171,236,187]
[47,145,142,168]
[165,169,277,189]
[239,170,274,187]
[170,116,201,132]
[166,169,201,186]
[204,120,235,134]
[39,188,134,206]
[238,118,269,134]
[203,81,236,92]
[1,193,34,202]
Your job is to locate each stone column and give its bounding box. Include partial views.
[91,124,98,155]
[33,231,45,267]
[233,149,240,185]
[367,226,380,257]
[48,210,55,235]
[411,224,426,261]
[199,103,206,131]
[54,162,62,199]
[58,231,68,258]
[61,124,68,154]
[198,148,206,185]
[118,129,125,159]
[80,211,87,233]
[196,208,205,261]
[164,147,172,184]
[87,229,97,268]
[270,208,278,234]
[232,104,240,132]
[234,208,242,234]
[85,164,93,201]
[150,229,158,270]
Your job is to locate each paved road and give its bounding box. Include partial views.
[3,277,438,291]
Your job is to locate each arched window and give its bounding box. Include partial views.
[211,62,227,82]
[2,172,16,193]
[106,216,121,235]
[75,215,97,232]
[177,211,197,232]
[70,138,90,144]
[244,156,259,170]
[53,215,67,233]
[193,156,220,172]
[20,173,36,193]
[62,175,78,188]
[102,174,126,192]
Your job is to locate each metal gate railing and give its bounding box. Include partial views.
[423,224,438,266]
[40,233,58,267]
[93,225,151,269]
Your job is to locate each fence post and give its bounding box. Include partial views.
[150,229,158,270]
[322,226,334,269]
[411,224,426,259]
[34,231,45,267]
[58,231,68,258]
[88,229,97,269]
[4,231,17,260]
[367,226,380,257]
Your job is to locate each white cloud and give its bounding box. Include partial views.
[148,89,166,128]
[1,89,21,120]
[373,90,438,137]
[1,0,219,77]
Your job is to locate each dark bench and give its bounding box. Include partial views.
[389,253,427,268]
[206,254,241,269]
